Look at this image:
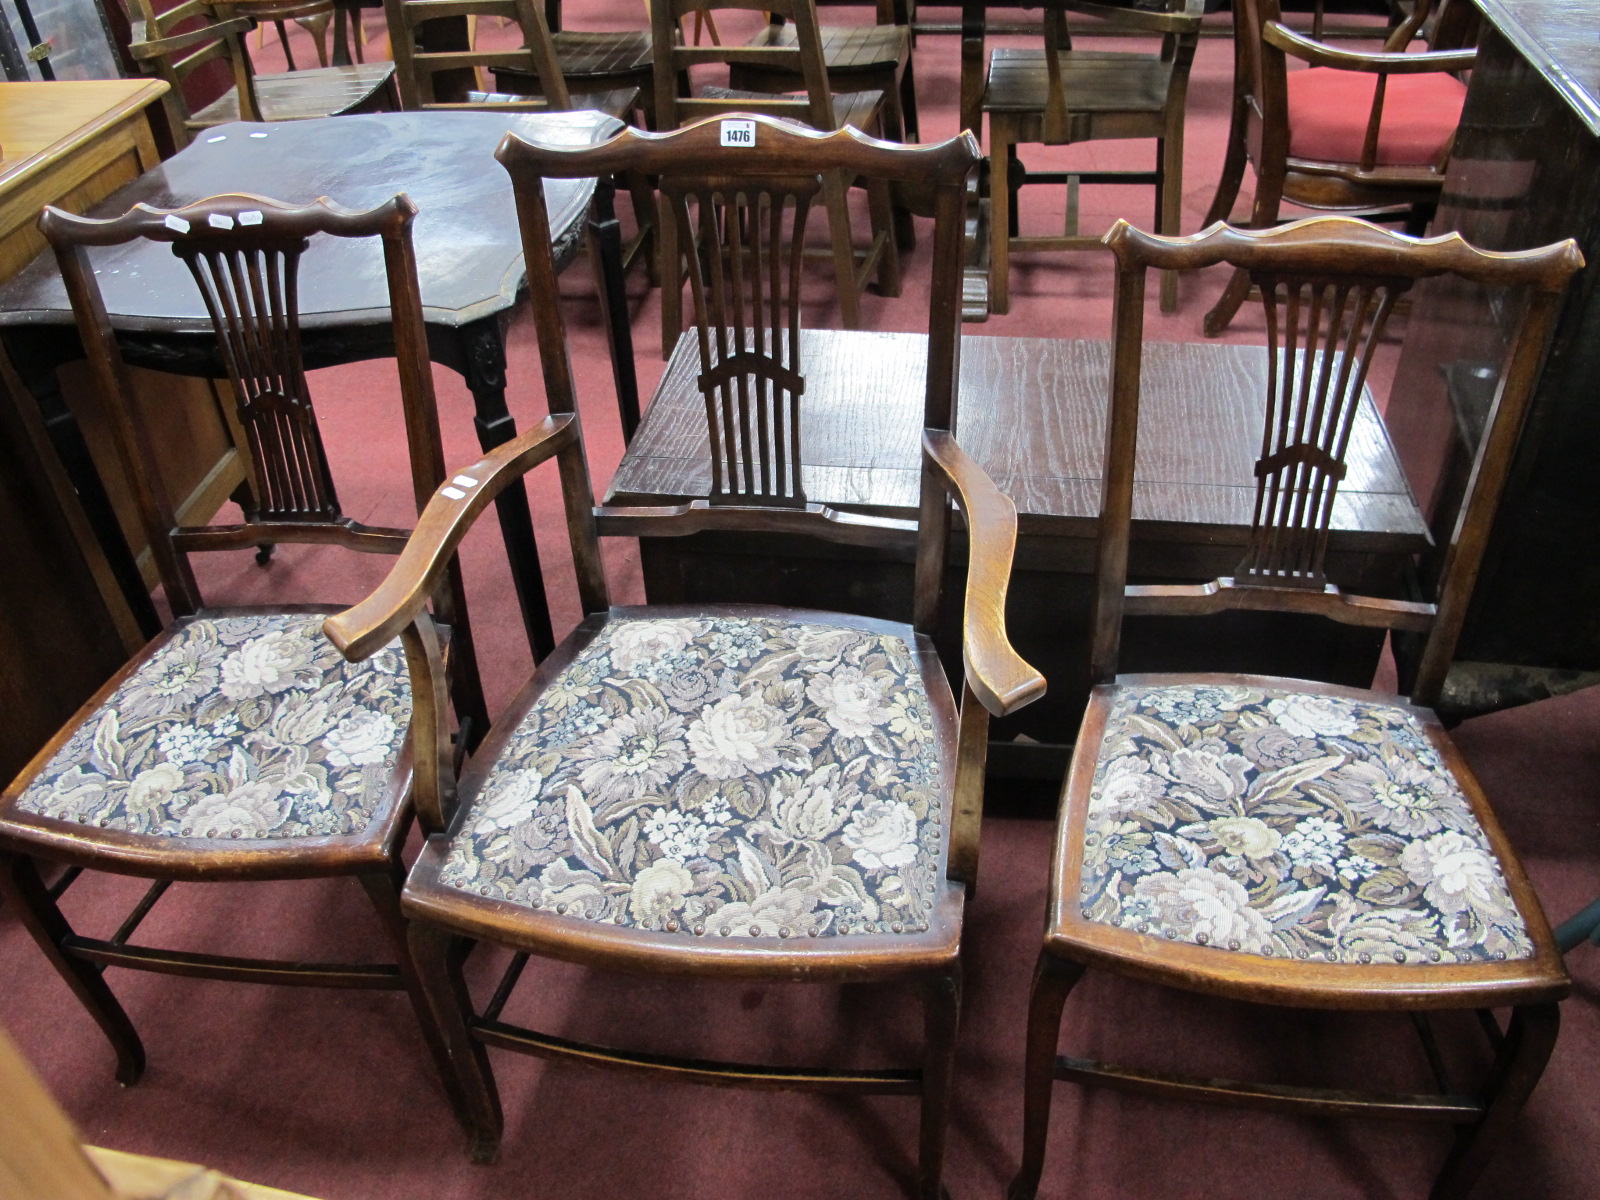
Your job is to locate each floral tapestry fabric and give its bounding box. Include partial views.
[14,614,411,840]
[438,615,946,939]
[1079,683,1534,965]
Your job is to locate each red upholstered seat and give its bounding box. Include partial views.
[1286,66,1467,167]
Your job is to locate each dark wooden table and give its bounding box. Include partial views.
[0,108,622,662]
[608,331,1431,767]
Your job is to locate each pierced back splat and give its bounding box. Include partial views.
[1236,271,1409,588]
[174,236,341,526]
[668,174,818,508]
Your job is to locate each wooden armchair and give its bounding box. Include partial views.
[322,116,1044,1199]
[0,194,485,1105]
[1202,0,1475,335]
[127,0,396,149]
[651,0,902,356]
[961,0,1203,315]
[1008,217,1582,1200]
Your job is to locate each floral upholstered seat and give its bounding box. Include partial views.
[437,615,946,940]
[11,613,411,841]
[1078,682,1534,966]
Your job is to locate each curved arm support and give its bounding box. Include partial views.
[923,430,1046,718]
[1263,20,1475,74]
[325,414,581,662]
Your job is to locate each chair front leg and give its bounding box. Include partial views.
[358,867,471,1130]
[1006,950,1086,1200]
[408,921,505,1163]
[1430,1002,1561,1200]
[918,965,963,1200]
[0,852,145,1085]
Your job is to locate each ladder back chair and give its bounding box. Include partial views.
[381,0,643,120]
[1009,217,1583,1200]
[127,0,397,149]
[0,194,487,1105]
[961,0,1202,316]
[732,0,918,144]
[322,116,1045,1198]
[1202,0,1475,335]
[652,0,901,356]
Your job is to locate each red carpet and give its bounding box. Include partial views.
[3,7,1597,1200]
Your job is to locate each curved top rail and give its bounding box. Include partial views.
[38,193,418,250]
[1104,217,1585,291]
[497,115,982,188]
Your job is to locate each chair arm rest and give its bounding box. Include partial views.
[325,414,579,661]
[1264,21,1475,73]
[922,430,1046,719]
[130,17,256,61]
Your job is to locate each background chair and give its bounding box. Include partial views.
[382,0,651,121]
[1009,216,1582,1200]
[731,0,918,143]
[322,116,1044,1199]
[0,194,486,1102]
[1202,0,1475,335]
[651,0,902,356]
[962,0,1203,316]
[127,0,396,150]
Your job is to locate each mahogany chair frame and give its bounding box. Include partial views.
[0,194,486,1104]
[1008,217,1583,1200]
[1201,0,1475,335]
[651,0,901,357]
[960,0,1203,316]
[127,0,397,150]
[322,117,1045,1199]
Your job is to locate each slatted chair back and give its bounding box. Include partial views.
[40,195,452,620]
[672,171,816,506]
[653,0,839,133]
[1090,217,1582,708]
[1032,0,1202,146]
[383,0,572,109]
[499,116,976,619]
[126,0,263,143]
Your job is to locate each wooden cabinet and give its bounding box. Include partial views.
[0,80,240,784]
[1388,0,1600,713]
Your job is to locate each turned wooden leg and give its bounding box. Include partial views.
[409,922,504,1163]
[823,169,864,330]
[0,852,145,1085]
[918,966,963,1200]
[658,191,682,360]
[1157,125,1185,313]
[359,869,471,1129]
[867,174,904,299]
[989,123,1013,316]
[1007,951,1086,1200]
[1430,1003,1561,1200]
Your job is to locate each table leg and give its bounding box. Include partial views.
[587,179,641,442]
[331,0,355,66]
[453,317,557,662]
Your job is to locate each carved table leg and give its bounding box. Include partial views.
[452,316,557,662]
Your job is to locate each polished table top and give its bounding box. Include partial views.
[607,331,1430,551]
[0,108,617,333]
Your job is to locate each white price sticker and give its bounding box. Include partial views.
[720,119,756,148]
